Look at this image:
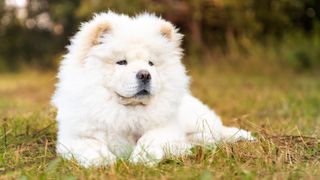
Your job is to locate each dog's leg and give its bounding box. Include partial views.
[56,132,116,167]
[187,126,254,145]
[179,94,254,145]
[129,126,191,166]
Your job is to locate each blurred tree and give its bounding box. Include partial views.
[0,0,319,71]
[0,0,80,71]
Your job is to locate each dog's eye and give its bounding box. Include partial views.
[116,60,127,65]
[148,61,154,66]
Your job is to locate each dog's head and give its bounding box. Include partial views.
[67,12,188,106]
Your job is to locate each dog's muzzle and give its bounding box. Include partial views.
[136,70,151,84]
[135,69,151,98]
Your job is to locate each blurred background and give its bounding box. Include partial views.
[0,0,319,72]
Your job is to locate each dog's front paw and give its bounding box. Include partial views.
[57,142,117,167]
[128,127,191,166]
[129,145,164,166]
[77,148,117,168]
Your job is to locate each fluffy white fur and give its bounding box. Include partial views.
[52,12,254,167]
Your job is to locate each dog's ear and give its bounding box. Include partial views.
[160,22,174,39]
[160,21,183,45]
[79,20,111,48]
[75,20,111,47]
[69,13,113,63]
[91,22,111,46]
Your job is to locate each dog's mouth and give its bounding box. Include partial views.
[115,89,151,106]
[116,89,150,99]
[135,89,150,97]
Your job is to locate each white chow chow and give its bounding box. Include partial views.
[52,12,254,167]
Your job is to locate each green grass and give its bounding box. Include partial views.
[0,65,319,179]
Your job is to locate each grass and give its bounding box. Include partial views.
[0,64,319,179]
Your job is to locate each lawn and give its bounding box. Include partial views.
[0,64,319,179]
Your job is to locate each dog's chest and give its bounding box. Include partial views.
[108,106,171,142]
[114,113,158,136]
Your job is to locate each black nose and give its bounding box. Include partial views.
[136,70,151,83]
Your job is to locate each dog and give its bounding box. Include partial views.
[52,12,254,167]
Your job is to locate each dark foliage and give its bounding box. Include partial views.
[0,0,319,71]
